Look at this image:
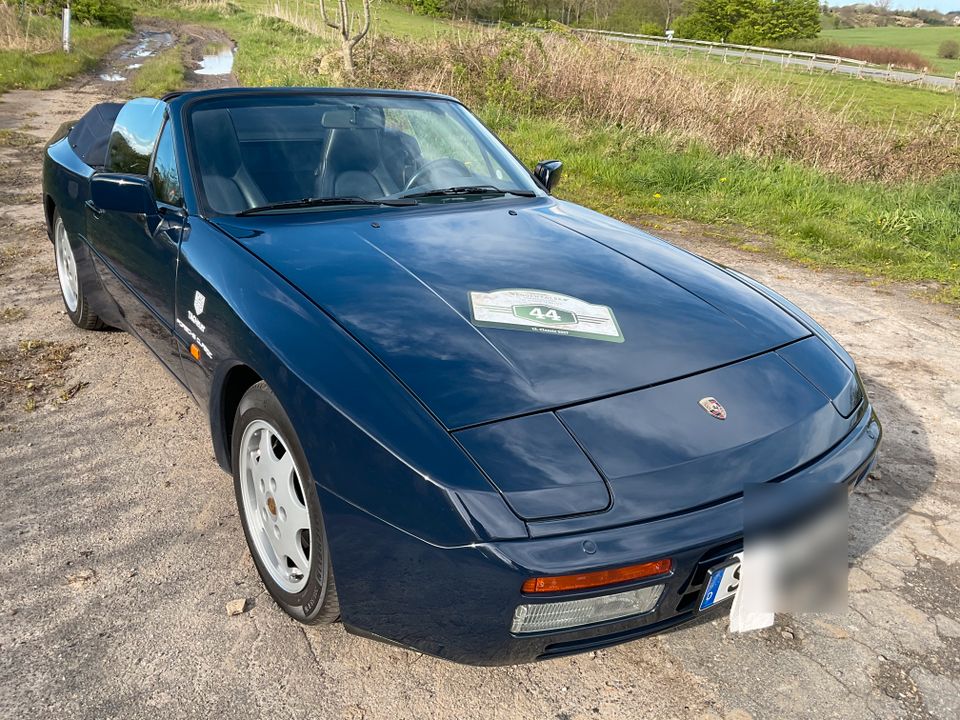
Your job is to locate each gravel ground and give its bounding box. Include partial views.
[1,25,959,720]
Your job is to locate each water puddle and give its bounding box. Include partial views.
[121,31,174,60]
[196,46,235,76]
[97,30,175,85]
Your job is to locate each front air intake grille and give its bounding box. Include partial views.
[675,539,743,615]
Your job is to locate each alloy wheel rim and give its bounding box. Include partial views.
[239,419,312,594]
[54,217,79,313]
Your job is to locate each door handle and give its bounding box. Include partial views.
[85,200,104,218]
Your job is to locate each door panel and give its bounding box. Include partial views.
[86,205,183,372]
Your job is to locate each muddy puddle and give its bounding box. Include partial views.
[196,46,235,76]
[98,30,175,83]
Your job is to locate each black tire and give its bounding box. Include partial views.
[52,210,105,331]
[232,381,340,624]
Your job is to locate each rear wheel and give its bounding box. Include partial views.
[53,211,104,330]
[233,381,340,624]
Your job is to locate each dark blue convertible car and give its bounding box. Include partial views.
[42,87,881,665]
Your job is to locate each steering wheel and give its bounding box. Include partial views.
[404,158,472,191]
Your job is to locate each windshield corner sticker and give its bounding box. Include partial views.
[469,289,624,343]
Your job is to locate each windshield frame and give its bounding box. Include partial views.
[179,89,546,218]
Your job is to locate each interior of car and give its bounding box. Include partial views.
[191,104,426,214]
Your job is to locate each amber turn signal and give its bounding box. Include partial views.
[190,343,201,361]
[522,558,672,594]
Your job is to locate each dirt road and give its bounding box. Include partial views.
[1,25,959,720]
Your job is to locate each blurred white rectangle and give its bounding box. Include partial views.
[729,482,848,632]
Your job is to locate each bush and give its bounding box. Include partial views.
[774,38,931,71]
[406,0,446,17]
[23,0,133,29]
[675,0,819,44]
[939,39,960,60]
[637,22,664,37]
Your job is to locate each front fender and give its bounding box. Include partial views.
[175,218,526,547]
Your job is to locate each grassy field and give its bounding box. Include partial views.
[498,117,960,301]
[0,18,126,93]
[823,25,960,77]
[627,46,959,128]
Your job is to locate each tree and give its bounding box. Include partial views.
[320,0,372,76]
[659,0,684,28]
[674,0,820,43]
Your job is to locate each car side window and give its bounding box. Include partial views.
[151,123,183,207]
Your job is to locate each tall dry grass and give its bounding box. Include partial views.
[0,2,58,53]
[356,30,960,183]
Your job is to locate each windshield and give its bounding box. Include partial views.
[186,93,542,215]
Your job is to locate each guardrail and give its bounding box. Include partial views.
[576,28,869,70]
[574,28,957,91]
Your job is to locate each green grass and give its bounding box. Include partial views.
[670,52,960,127]
[823,25,960,77]
[371,2,461,39]
[131,45,186,97]
[492,114,960,301]
[0,21,126,93]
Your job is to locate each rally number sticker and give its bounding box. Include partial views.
[469,288,623,343]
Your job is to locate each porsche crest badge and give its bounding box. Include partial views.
[699,397,726,420]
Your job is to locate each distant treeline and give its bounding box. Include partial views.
[411,0,681,33]
[403,0,822,42]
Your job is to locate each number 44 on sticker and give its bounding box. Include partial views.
[513,305,576,324]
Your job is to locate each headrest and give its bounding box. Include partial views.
[192,108,243,177]
[323,127,382,175]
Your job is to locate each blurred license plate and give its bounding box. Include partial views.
[699,554,742,611]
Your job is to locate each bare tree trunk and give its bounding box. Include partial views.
[319,0,371,76]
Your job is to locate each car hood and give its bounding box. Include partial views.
[214,198,809,429]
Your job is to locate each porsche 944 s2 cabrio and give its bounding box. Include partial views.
[42,88,881,665]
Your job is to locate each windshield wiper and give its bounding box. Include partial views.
[399,185,537,200]
[238,196,417,216]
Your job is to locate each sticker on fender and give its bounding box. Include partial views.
[469,289,624,343]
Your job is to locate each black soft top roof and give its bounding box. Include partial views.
[67,102,123,169]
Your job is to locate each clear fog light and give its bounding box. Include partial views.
[511,584,664,634]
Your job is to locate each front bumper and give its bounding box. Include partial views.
[322,405,881,666]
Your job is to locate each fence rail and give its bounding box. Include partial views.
[574,28,957,91]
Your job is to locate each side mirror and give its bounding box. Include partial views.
[534,160,563,193]
[90,173,158,216]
